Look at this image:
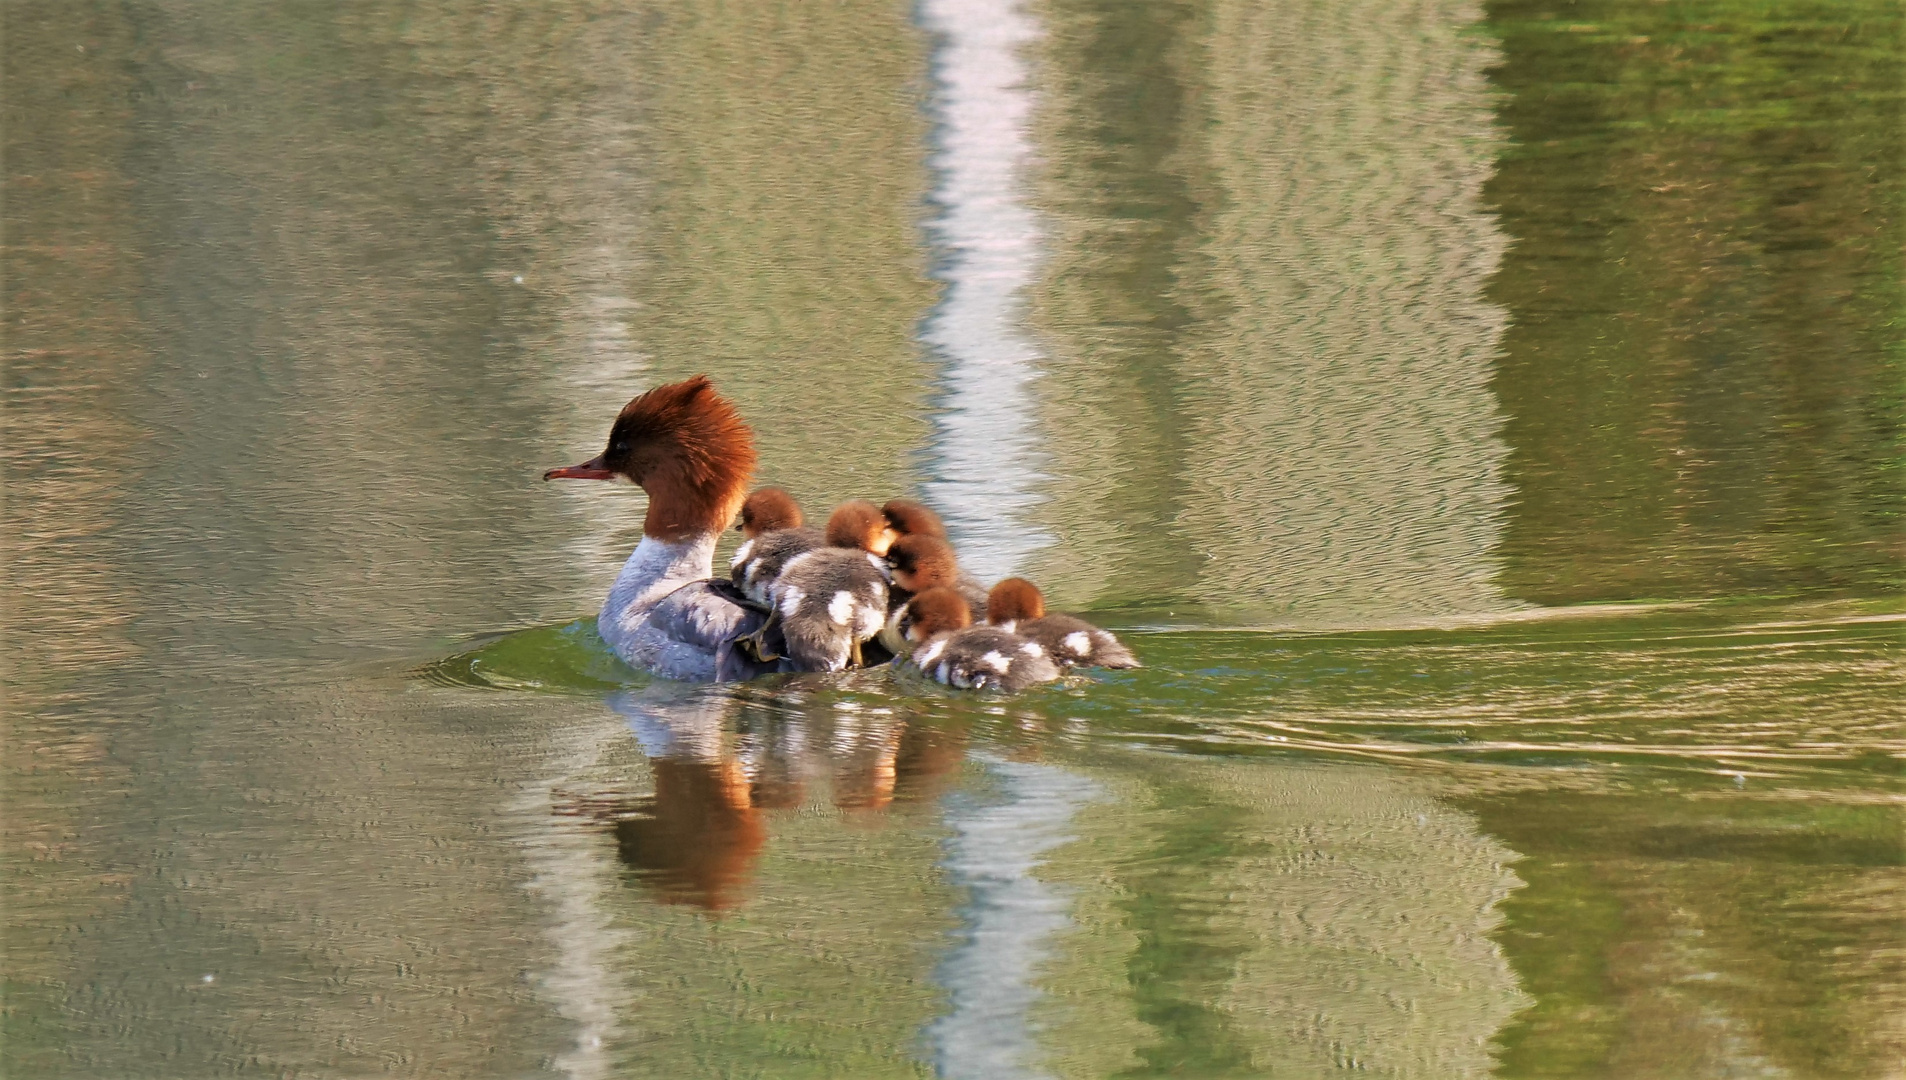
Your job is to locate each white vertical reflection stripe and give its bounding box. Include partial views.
[929,757,1102,1079]
[917,0,1054,583]
[514,726,634,1080]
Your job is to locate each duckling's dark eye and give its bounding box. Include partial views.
[611,440,630,453]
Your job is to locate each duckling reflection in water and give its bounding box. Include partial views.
[575,687,970,910]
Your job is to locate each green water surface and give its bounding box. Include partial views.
[4,0,1900,1076]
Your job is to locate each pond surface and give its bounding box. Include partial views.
[4,0,1900,1076]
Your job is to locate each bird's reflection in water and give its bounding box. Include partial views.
[611,756,765,911]
[581,683,970,911]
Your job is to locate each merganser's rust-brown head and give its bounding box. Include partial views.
[737,487,803,538]
[825,500,887,552]
[881,499,947,542]
[986,578,1045,625]
[904,587,973,643]
[887,533,960,595]
[544,375,757,542]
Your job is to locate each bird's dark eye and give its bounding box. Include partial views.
[612,440,630,453]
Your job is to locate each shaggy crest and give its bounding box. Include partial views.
[986,578,1046,624]
[606,376,757,541]
[738,487,803,537]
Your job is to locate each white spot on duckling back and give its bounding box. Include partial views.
[1064,631,1091,656]
[1020,642,1043,657]
[779,586,806,619]
[979,650,1012,674]
[828,590,856,625]
[917,639,947,666]
[730,539,755,570]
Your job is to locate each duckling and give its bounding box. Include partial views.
[880,499,991,604]
[885,532,989,618]
[768,500,892,672]
[880,498,944,542]
[878,533,987,660]
[737,486,803,540]
[986,578,1139,669]
[730,487,824,606]
[899,588,1060,692]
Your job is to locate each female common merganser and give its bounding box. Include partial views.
[985,578,1140,669]
[763,500,892,671]
[730,487,824,605]
[544,375,771,682]
[899,588,1060,692]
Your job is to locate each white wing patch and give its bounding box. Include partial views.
[917,639,947,666]
[828,590,856,626]
[1064,631,1092,656]
[779,586,807,618]
[979,650,1011,673]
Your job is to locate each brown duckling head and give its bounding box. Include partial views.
[904,587,974,643]
[737,486,803,538]
[986,577,1046,625]
[881,498,947,541]
[888,533,961,595]
[824,499,887,552]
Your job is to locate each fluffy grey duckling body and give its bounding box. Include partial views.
[767,501,892,672]
[729,488,824,606]
[986,578,1140,669]
[732,529,824,605]
[899,588,1060,692]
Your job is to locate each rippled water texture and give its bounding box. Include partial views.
[4,0,1901,1077]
